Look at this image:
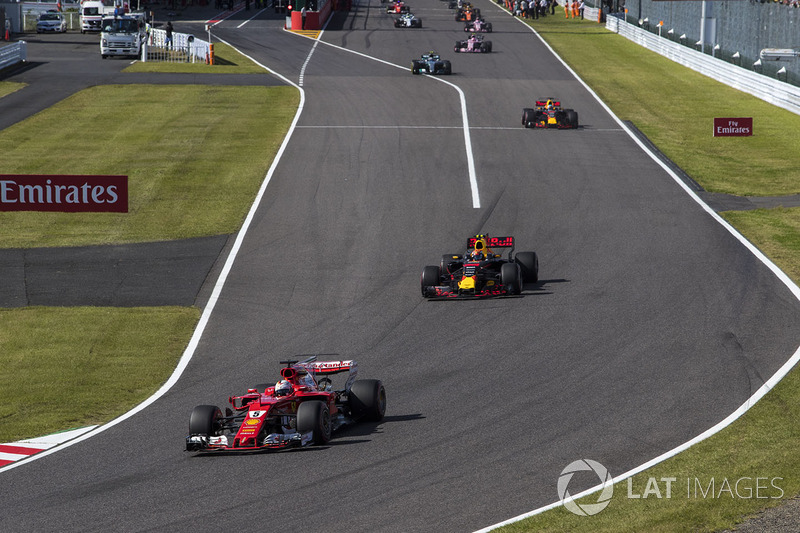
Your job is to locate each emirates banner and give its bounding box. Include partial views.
[713,118,753,137]
[0,174,128,213]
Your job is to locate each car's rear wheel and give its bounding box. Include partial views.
[189,405,223,436]
[443,60,452,74]
[515,251,539,283]
[349,379,387,422]
[421,265,441,296]
[501,263,522,295]
[411,60,420,74]
[297,401,331,445]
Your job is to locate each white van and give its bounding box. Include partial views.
[80,0,105,33]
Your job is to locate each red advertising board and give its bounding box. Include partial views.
[713,118,753,137]
[0,174,128,213]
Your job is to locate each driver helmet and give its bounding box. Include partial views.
[472,235,487,259]
[546,99,554,110]
[274,380,293,397]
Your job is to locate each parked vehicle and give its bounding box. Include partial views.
[36,11,67,33]
[100,14,145,59]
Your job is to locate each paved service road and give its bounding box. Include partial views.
[1,3,799,532]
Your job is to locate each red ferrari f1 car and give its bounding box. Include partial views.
[421,234,538,299]
[522,98,579,129]
[185,356,386,452]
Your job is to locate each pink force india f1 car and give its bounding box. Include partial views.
[185,356,386,453]
[421,234,538,299]
[454,33,492,53]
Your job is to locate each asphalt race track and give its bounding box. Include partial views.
[2,2,800,532]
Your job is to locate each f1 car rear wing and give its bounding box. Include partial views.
[467,235,516,260]
[280,355,359,392]
[535,99,561,108]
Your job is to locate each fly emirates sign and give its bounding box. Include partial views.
[0,175,128,213]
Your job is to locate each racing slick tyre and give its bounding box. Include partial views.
[515,251,539,283]
[421,265,441,296]
[297,400,332,445]
[481,41,492,53]
[443,60,452,74]
[522,108,536,127]
[189,405,223,436]
[411,60,421,74]
[350,379,387,422]
[486,23,492,32]
[566,110,579,128]
[501,263,522,295]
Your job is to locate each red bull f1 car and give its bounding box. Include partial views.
[421,234,539,299]
[522,98,579,129]
[185,356,386,453]
[411,51,452,75]
[455,33,492,53]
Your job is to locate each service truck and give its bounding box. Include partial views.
[100,14,145,58]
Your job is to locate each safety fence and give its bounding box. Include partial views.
[144,28,211,63]
[0,40,26,70]
[605,14,800,117]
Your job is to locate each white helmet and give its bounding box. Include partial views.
[274,380,293,397]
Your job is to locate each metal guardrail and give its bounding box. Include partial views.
[606,15,800,117]
[0,40,26,70]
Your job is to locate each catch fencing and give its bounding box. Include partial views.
[0,40,25,70]
[143,28,211,63]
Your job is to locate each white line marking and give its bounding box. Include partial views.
[474,3,800,531]
[0,44,307,476]
[237,7,268,29]
[298,38,320,87]
[286,28,481,208]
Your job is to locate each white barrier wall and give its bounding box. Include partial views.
[606,15,800,117]
[0,40,26,70]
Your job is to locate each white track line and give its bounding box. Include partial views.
[474,3,800,532]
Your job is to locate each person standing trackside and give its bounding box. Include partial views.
[301,4,306,28]
[165,21,173,49]
[563,0,570,17]
[578,0,584,18]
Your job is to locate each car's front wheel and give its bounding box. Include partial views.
[297,401,331,445]
[189,404,223,436]
[421,265,441,296]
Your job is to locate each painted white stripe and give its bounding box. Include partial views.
[286,28,481,208]
[236,7,268,29]
[0,47,306,475]
[474,3,800,532]
[298,38,320,87]
[0,451,31,462]
[18,426,98,446]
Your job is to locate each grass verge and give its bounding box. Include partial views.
[124,42,269,73]
[0,81,26,99]
[496,14,800,533]
[0,306,200,442]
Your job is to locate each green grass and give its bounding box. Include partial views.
[496,15,800,533]
[0,84,299,248]
[0,81,26,99]
[0,306,200,442]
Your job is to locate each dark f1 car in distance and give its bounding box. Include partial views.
[394,12,422,27]
[455,33,492,53]
[185,356,386,453]
[464,17,492,32]
[411,51,452,74]
[387,0,410,13]
[522,98,579,129]
[421,234,538,299]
